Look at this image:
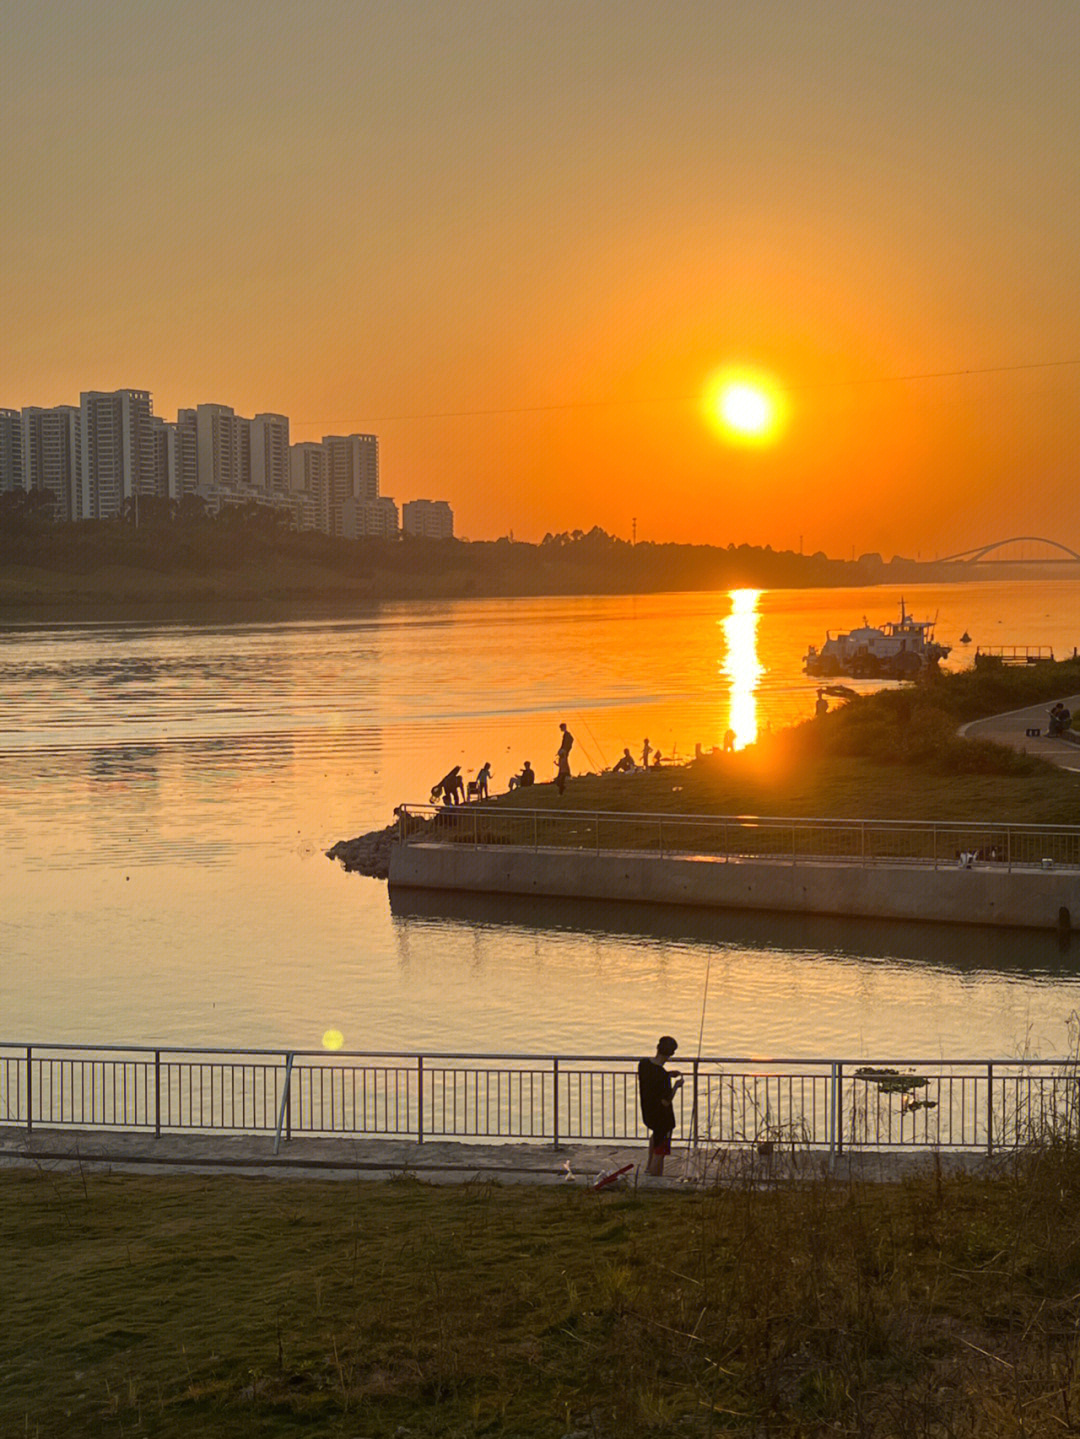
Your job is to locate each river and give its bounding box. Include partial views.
[4,577,1080,1059]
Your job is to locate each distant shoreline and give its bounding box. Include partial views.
[3,523,1069,626]
[0,547,1067,626]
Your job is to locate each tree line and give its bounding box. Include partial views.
[0,493,931,596]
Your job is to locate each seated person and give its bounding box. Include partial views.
[612,748,635,773]
[509,760,535,789]
[1049,704,1070,736]
[651,749,662,768]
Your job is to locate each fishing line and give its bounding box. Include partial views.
[576,712,609,771]
[573,736,601,774]
[688,949,714,1156]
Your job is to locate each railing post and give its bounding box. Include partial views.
[691,1058,700,1144]
[472,807,478,846]
[533,812,538,850]
[987,1061,994,1156]
[154,1049,161,1138]
[273,1052,295,1154]
[417,1055,424,1144]
[552,1056,560,1150]
[658,815,664,857]
[834,1062,843,1155]
[26,1046,32,1136]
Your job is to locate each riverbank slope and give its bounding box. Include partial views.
[7,1145,1080,1436]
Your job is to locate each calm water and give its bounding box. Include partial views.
[4,578,1080,1059]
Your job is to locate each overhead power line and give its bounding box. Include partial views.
[295,356,1080,427]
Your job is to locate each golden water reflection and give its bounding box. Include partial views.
[721,589,762,749]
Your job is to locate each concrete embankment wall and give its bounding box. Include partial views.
[389,842,1080,931]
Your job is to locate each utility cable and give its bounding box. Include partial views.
[295,356,1080,427]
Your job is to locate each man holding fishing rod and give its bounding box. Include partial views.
[638,1035,684,1176]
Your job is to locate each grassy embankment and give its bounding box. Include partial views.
[9,1145,1080,1436]
[473,659,1080,828]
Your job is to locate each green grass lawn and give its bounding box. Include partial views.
[478,660,1080,829]
[525,754,1080,826]
[7,1154,1080,1437]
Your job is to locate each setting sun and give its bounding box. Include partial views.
[704,370,787,448]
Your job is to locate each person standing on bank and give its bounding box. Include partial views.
[555,722,574,794]
[638,1035,683,1176]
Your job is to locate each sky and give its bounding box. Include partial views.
[3,0,1079,558]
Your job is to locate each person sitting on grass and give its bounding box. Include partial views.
[508,760,535,790]
[612,748,635,773]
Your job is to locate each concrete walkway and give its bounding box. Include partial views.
[0,1126,997,1187]
[960,693,1080,772]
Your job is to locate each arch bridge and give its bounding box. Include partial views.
[937,536,1080,565]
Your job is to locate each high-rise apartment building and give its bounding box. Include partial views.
[0,409,23,496]
[290,442,328,533]
[341,495,399,539]
[323,433,379,538]
[402,498,454,540]
[174,410,199,498]
[79,390,154,519]
[23,406,81,521]
[194,403,246,494]
[4,389,392,537]
[250,413,290,494]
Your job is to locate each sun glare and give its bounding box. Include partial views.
[721,589,762,749]
[704,370,786,447]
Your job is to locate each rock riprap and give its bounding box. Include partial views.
[326,824,396,879]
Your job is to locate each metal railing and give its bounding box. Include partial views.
[395,804,1080,872]
[4,1044,1080,1155]
[975,645,1056,665]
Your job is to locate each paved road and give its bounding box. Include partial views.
[960,694,1080,772]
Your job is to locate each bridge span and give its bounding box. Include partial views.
[937,536,1080,565]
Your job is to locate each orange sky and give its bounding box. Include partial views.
[4,1,1079,558]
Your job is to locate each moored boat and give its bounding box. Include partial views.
[804,600,951,679]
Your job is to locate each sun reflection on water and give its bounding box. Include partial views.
[721,589,763,749]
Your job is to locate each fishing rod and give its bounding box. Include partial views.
[574,712,609,772]
[688,949,714,1154]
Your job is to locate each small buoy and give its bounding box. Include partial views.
[960,631,972,645]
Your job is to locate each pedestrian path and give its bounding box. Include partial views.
[960,694,1080,772]
[0,1126,992,1187]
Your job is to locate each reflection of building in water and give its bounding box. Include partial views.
[721,589,762,749]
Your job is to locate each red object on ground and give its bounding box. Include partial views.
[593,1162,634,1190]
